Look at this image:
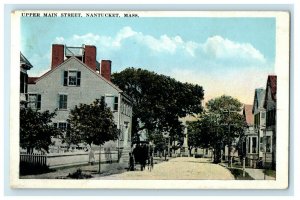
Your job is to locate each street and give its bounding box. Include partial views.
[97,157,234,180]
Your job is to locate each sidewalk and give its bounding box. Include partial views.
[219,163,275,180]
[20,157,167,179]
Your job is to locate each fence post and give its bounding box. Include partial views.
[243,157,246,177]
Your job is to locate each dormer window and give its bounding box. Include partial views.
[64,70,81,86]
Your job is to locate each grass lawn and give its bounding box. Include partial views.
[228,168,254,180]
[264,169,276,178]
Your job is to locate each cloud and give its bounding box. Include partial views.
[53,26,266,66]
[201,35,266,63]
[112,26,137,47]
[53,26,201,57]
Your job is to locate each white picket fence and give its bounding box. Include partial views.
[20,153,47,166]
[20,150,119,168]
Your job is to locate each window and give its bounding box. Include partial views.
[260,137,263,144]
[266,136,272,153]
[20,72,28,93]
[59,94,68,109]
[252,137,257,153]
[254,113,261,128]
[28,94,41,110]
[266,109,276,126]
[105,96,114,111]
[261,112,265,119]
[58,122,67,131]
[247,138,250,153]
[121,100,131,116]
[53,122,69,138]
[105,96,118,111]
[64,71,81,86]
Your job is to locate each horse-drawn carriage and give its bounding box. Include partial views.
[131,141,154,171]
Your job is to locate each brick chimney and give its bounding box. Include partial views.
[101,60,111,81]
[84,45,97,71]
[51,44,64,69]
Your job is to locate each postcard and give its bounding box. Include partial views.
[10,10,290,189]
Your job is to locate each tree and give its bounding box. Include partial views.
[20,105,59,154]
[206,95,245,150]
[187,120,208,156]
[111,68,204,147]
[188,95,246,163]
[187,121,200,156]
[147,131,167,156]
[67,98,120,173]
[67,98,119,147]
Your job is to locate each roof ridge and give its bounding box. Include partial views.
[29,56,123,93]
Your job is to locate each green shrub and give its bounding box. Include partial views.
[67,169,92,179]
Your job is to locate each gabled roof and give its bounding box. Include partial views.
[20,52,33,70]
[252,88,265,113]
[243,104,254,125]
[28,77,39,84]
[28,56,123,93]
[264,75,277,108]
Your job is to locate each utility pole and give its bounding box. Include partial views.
[99,145,101,174]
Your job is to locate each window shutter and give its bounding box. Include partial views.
[64,95,68,109]
[59,95,63,109]
[37,94,41,109]
[77,71,81,86]
[20,72,24,93]
[63,71,68,86]
[114,96,119,111]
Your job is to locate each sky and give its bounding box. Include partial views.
[20,16,276,105]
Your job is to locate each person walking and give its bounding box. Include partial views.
[148,155,154,171]
[128,152,135,171]
[150,155,154,171]
[89,148,95,165]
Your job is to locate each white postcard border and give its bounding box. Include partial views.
[10,10,290,189]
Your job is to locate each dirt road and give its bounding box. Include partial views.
[98,157,234,180]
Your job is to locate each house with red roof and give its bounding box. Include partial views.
[27,44,132,164]
[263,75,277,169]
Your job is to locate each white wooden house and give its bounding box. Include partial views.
[27,44,132,163]
[252,88,266,160]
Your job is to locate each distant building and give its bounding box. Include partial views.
[243,104,258,168]
[180,115,213,158]
[252,88,266,160]
[263,75,277,169]
[20,52,33,102]
[27,44,133,163]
